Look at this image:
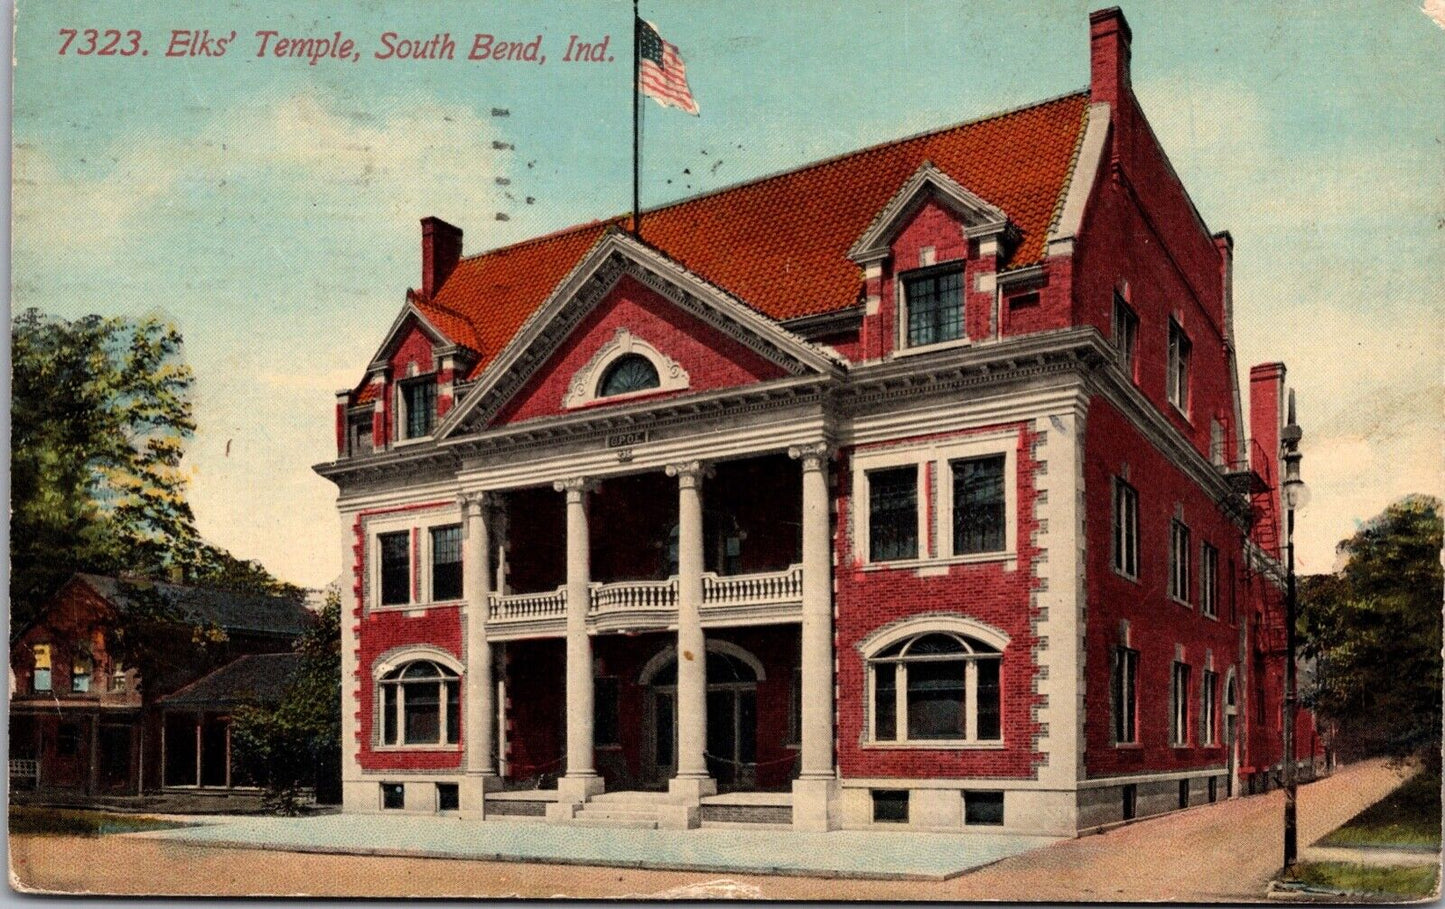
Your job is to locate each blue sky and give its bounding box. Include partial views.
[11,1,1443,587]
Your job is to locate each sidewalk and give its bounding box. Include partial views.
[126,813,1060,880]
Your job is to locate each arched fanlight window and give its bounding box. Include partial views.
[378,660,460,746]
[869,631,1002,743]
[648,650,758,687]
[598,354,661,398]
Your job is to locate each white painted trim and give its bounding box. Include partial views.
[934,436,1018,562]
[1047,103,1111,252]
[372,645,465,679]
[851,454,927,564]
[561,328,690,409]
[848,161,1011,264]
[856,613,1012,657]
[636,639,767,686]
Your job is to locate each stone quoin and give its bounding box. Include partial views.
[315,7,1324,835]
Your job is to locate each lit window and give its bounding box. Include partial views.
[868,467,918,562]
[1171,661,1192,746]
[379,531,411,606]
[31,644,51,693]
[903,268,963,348]
[71,654,92,693]
[1201,669,1219,746]
[1113,293,1138,378]
[869,632,1002,743]
[400,378,436,439]
[378,660,460,746]
[1200,543,1219,618]
[430,525,463,602]
[1170,520,1192,603]
[951,455,1005,555]
[1112,646,1139,744]
[1167,319,1192,412]
[598,354,660,397]
[1114,479,1139,578]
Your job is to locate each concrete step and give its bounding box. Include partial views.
[575,808,661,822]
[569,815,658,829]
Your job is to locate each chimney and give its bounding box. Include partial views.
[1249,362,1286,555]
[420,216,463,300]
[1089,7,1133,109]
[1213,230,1234,342]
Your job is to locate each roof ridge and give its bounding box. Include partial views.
[457,89,1089,264]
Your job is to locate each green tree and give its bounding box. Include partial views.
[10,308,300,634]
[230,588,342,812]
[1301,495,1443,768]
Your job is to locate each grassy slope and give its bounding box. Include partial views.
[1291,861,1439,899]
[1317,770,1442,849]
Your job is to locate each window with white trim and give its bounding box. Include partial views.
[951,455,1005,555]
[1169,519,1192,603]
[1112,645,1139,744]
[379,531,411,606]
[597,354,660,397]
[1171,661,1192,746]
[398,376,437,440]
[71,652,92,693]
[1113,479,1139,579]
[867,466,919,562]
[1201,669,1218,746]
[1167,319,1192,413]
[378,660,460,746]
[902,266,964,348]
[1200,542,1218,618]
[430,525,463,602]
[869,632,1002,744]
[31,643,52,692]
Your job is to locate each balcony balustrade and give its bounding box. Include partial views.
[486,564,804,637]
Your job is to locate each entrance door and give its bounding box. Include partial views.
[706,687,757,790]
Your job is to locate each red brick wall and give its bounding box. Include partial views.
[834,423,1045,779]
[494,274,788,426]
[1083,400,1241,777]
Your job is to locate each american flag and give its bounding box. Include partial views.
[637,19,699,116]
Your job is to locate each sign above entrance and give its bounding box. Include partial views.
[606,429,650,449]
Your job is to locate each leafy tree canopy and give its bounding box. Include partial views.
[1301,494,1443,767]
[10,308,301,636]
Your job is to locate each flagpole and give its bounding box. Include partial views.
[632,0,641,237]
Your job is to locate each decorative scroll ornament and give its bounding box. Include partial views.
[562,327,690,409]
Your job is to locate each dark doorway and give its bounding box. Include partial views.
[644,646,760,792]
[98,724,133,792]
[200,718,229,787]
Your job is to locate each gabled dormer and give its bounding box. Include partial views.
[848,163,1019,361]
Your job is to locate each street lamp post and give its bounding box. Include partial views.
[1280,388,1307,872]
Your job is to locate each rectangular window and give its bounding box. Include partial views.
[965,791,1005,826]
[379,531,411,606]
[952,455,1006,555]
[873,662,897,741]
[976,658,1001,741]
[401,378,437,439]
[349,414,373,456]
[1170,521,1192,603]
[1167,319,1192,412]
[1112,646,1139,744]
[430,525,463,602]
[868,466,918,562]
[904,268,963,347]
[381,782,405,810]
[872,789,909,824]
[1202,669,1219,746]
[382,684,399,745]
[1113,293,1138,378]
[1113,480,1139,578]
[436,782,459,812]
[32,644,52,693]
[595,677,620,747]
[1200,543,1218,617]
[907,661,966,740]
[1172,661,1192,746]
[71,654,92,693]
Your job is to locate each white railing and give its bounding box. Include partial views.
[488,586,567,622]
[9,759,39,786]
[591,578,677,612]
[703,564,804,608]
[487,564,805,626]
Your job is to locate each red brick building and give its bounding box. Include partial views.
[317,7,1321,834]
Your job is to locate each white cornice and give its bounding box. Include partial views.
[847,161,1012,265]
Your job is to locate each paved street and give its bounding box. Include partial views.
[9,760,1419,900]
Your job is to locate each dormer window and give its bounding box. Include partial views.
[903,266,964,348]
[598,354,660,398]
[399,377,436,439]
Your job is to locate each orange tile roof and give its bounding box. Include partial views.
[417,91,1089,383]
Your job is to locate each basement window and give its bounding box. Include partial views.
[965,791,1005,826]
[872,789,909,824]
[381,782,405,810]
[436,783,459,812]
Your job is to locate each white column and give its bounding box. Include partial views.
[460,492,497,815]
[666,461,716,803]
[790,442,838,830]
[554,477,603,805]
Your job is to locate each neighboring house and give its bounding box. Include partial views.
[315,8,1322,834]
[9,573,310,796]
[156,652,303,790]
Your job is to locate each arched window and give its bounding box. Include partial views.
[869,632,1002,743]
[598,354,660,397]
[378,660,460,746]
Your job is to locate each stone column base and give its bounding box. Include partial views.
[457,773,502,818]
[555,773,605,804]
[792,776,839,831]
[667,775,717,804]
